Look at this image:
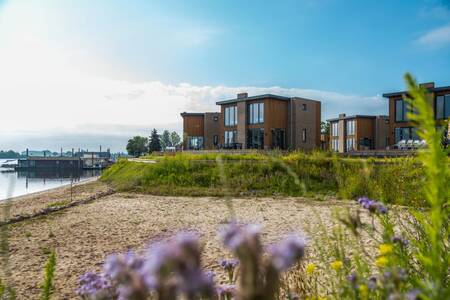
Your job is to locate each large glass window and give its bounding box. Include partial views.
[331,139,339,152]
[248,102,264,124]
[331,122,339,137]
[436,95,450,120]
[247,128,264,149]
[394,127,419,143]
[346,120,355,135]
[224,130,237,146]
[224,106,237,126]
[188,136,203,150]
[395,99,412,122]
[346,137,355,151]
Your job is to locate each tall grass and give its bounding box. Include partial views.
[40,250,57,300]
[102,152,426,206]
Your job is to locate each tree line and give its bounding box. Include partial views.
[126,129,181,157]
[0,150,22,159]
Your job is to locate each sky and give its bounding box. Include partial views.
[0,0,449,152]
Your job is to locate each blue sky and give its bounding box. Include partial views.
[51,0,450,94]
[0,0,449,151]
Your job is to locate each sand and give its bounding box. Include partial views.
[0,180,375,299]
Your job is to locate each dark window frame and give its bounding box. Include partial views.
[394,98,413,123]
[435,94,450,120]
[224,130,237,146]
[224,106,237,127]
[248,102,264,125]
[247,128,265,149]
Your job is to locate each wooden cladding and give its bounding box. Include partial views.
[182,115,204,137]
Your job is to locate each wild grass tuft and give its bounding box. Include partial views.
[40,250,57,300]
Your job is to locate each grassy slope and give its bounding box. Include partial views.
[101,152,425,206]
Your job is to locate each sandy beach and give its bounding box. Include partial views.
[0,180,375,299]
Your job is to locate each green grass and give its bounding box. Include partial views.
[40,250,56,300]
[102,151,428,206]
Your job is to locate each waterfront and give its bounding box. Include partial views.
[0,159,101,200]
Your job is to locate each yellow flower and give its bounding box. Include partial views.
[375,256,389,267]
[359,284,369,299]
[379,243,393,256]
[330,260,343,271]
[305,263,316,275]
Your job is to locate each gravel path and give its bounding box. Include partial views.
[1,183,375,299]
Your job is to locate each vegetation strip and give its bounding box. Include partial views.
[102,153,427,206]
[0,189,115,226]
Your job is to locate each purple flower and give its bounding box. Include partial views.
[347,273,358,287]
[103,251,146,281]
[103,251,149,299]
[204,270,216,281]
[367,275,377,290]
[406,289,421,300]
[383,268,408,284]
[176,269,215,298]
[220,222,261,252]
[268,234,307,272]
[219,258,239,270]
[145,232,214,298]
[392,235,409,247]
[219,258,239,283]
[216,284,237,298]
[357,197,388,214]
[76,272,115,299]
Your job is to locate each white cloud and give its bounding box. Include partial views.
[416,24,450,48]
[0,0,386,152]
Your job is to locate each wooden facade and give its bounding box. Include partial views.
[181,113,205,149]
[181,113,204,137]
[182,93,321,151]
[383,83,450,145]
[327,114,389,153]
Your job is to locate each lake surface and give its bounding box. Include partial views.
[0,159,102,201]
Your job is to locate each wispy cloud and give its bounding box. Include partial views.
[0,76,386,151]
[0,0,387,152]
[416,24,450,49]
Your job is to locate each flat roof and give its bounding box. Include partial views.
[382,85,450,98]
[19,157,81,161]
[180,112,219,117]
[180,112,205,117]
[326,115,380,122]
[216,94,291,105]
[291,96,321,103]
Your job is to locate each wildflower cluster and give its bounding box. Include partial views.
[78,223,307,300]
[357,197,388,214]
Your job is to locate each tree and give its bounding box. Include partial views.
[126,136,148,157]
[160,130,172,150]
[148,129,162,152]
[170,131,181,147]
[0,150,21,158]
[321,121,330,135]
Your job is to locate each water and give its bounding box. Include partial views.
[0,159,102,201]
